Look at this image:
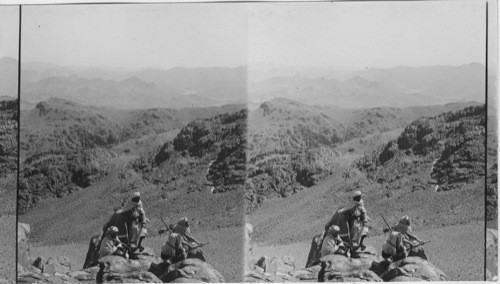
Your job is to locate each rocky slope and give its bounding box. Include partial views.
[358,105,485,192]
[246,98,482,209]
[18,98,244,213]
[19,101,246,281]
[135,109,247,194]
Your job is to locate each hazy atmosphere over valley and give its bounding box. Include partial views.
[0,1,497,283]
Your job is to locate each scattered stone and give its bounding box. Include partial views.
[44,256,72,275]
[256,256,270,270]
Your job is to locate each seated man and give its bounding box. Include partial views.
[321,225,347,257]
[99,226,127,259]
[382,215,423,262]
[161,217,205,264]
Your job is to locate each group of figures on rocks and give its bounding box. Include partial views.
[17,192,225,283]
[246,191,447,282]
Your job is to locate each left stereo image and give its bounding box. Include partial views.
[14,3,247,283]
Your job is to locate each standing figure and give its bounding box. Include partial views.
[345,191,371,250]
[122,192,149,251]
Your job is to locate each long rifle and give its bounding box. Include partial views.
[158,216,172,235]
[124,222,131,257]
[345,221,353,254]
[410,240,431,249]
[332,193,348,204]
[380,214,392,234]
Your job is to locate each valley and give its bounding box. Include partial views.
[18,98,247,282]
[246,100,486,281]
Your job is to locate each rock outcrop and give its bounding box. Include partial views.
[246,235,447,283]
[378,257,447,281]
[18,223,225,283]
[159,258,225,283]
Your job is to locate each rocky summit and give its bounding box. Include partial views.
[17,222,226,283]
[244,223,447,282]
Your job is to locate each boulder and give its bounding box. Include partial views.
[352,246,384,263]
[320,253,375,273]
[243,271,299,283]
[289,265,321,281]
[305,231,324,268]
[17,272,77,284]
[389,276,426,282]
[97,270,162,283]
[256,256,270,270]
[98,254,155,274]
[379,256,447,281]
[83,234,101,269]
[486,228,498,281]
[31,256,72,275]
[318,249,386,282]
[67,266,100,281]
[44,257,72,275]
[321,269,382,282]
[265,256,295,274]
[160,258,225,283]
[32,257,46,272]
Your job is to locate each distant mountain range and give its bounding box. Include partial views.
[0,57,246,110]
[249,63,485,108]
[0,57,487,110]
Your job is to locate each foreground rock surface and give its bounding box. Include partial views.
[246,245,447,282]
[379,257,447,281]
[18,223,225,283]
[160,258,225,283]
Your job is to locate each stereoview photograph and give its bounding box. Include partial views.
[9,0,498,283]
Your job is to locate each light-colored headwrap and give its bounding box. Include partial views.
[328,225,340,235]
[173,217,198,243]
[394,215,412,233]
[107,226,119,235]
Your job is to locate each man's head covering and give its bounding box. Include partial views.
[173,217,192,237]
[131,192,141,198]
[107,226,119,235]
[399,215,410,226]
[394,215,411,233]
[353,191,362,198]
[177,217,189,228]
[328,225,340,235]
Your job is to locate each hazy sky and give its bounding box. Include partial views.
[21,4,247,69]
[0,6,19,60]
[8,1,488,70]
[248,1,487,70]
